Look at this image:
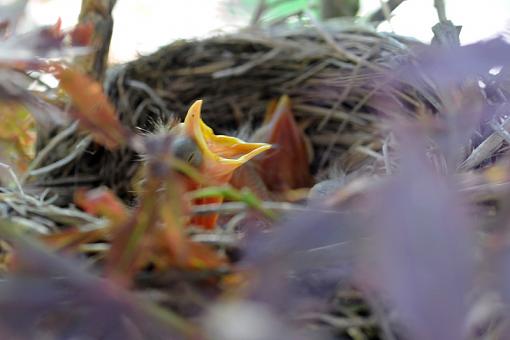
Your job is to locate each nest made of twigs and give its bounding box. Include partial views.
[35,21,436,201]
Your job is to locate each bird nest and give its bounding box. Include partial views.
[34,21,434,201]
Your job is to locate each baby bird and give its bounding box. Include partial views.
[167,96,313,229]
[166,100,270,229]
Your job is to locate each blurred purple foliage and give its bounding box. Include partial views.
[0,0,27,32]
[403,38,510,88]
[0,68,68,128]
[384,38,510,166]
[243,209,361,308]
[0,2,82,129]
[240,37,510,339]
[0,219,187,340]
[361,126,475,340]
[0,1,87,63]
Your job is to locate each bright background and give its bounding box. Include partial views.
[6,0,510,62]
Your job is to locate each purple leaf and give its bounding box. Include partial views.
[0,68,69,128]
[241,203,364,318]
[401,38,510,88]
[0,0,28,31]
[0,22,88,62]
[360,126,475,340]
[0,218,188,339]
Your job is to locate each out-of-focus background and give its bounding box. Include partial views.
[9,0,510,63]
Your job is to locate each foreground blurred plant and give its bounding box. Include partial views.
[233,36,510,339]
[0,2,216,337]
[0,218,196,339]
[0,1,91,182]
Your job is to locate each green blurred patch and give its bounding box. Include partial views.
[0,102,36,178]
[240,0,320,22]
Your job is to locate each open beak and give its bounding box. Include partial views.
[251,95,313,191]
[173,100,270,229]
[181,100,271,184]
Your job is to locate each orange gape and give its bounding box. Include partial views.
[182,174,230,230]
[190,196,223,229]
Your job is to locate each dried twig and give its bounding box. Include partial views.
[368,0,407,24]
[0,162,24,196]
[433,0,447,23]
[76,0,118,80]
[296,312,378,330]
[460,117,510,170]
[29,136,92,177]
[21,121,80,184]
[190,201,339,216]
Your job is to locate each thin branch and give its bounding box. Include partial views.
[460,117,510,170]
[250,0,267,26]
[28,136,92,177]
[190,201,340,216]
[434,0,447,23]
[368,0,407,24]
[76,0,118,80]
[213,48,281,78]
[0,162,25,196]
[295,312,378,330]
[20,121,79,184]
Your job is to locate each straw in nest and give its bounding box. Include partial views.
[33,21,436,202]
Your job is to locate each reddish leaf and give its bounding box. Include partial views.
[0,21,8,36]
[56,67,129,149]
[48,18,63,39]
[74,187,128,225]
[40,228,105,252]
[148,233,226,270]
[39,188,129,252]
[105,175,162,284]
[70,23,94,47]
[105,136,226,284]
[0,16,90,63]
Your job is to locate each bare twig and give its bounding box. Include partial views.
[460,117,510,170]
[190,201,339,216]
[126,80,170,114]
[431,0,461,47]
[365,293,399,340]
[21,121,79,184]
[296,312,378,330]
[29,136,92,177]
[306,10,386,74]
[213,48,281,78]
[368,0,407,24]
[382,135,393,175]
[0,162,24,196]
[76,0,118,80]
[189,233,239,247]
[433,0,447,23]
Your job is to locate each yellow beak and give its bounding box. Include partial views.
[179,100,271,183]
